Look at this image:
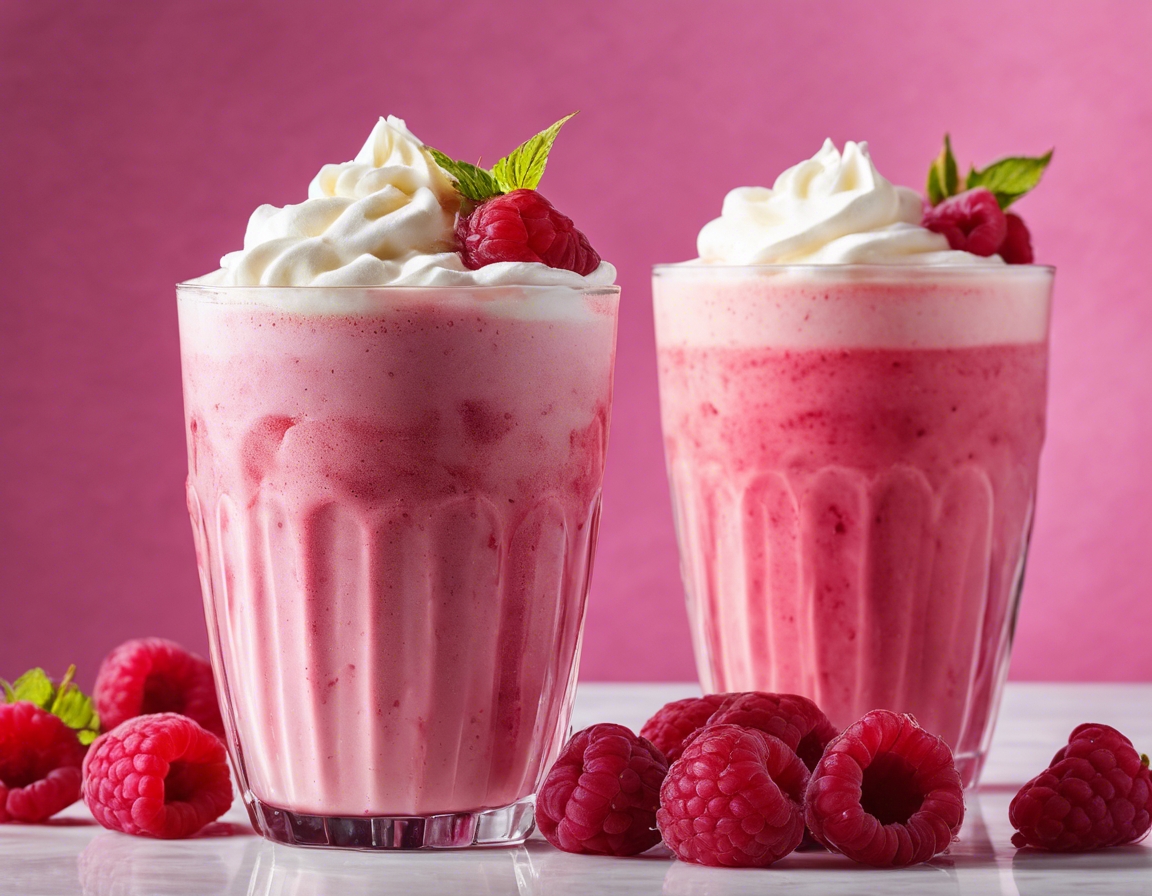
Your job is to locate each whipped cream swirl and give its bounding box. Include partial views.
[696,140,1001,265]
[197,116,615,288]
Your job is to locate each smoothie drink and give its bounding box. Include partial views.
[655,140,1052,786]
[180,285,617,836]
[654,266,1050,785]
[179,117,619,847]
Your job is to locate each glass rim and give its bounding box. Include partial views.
[652,262,1054,277]
[176,281,621,296]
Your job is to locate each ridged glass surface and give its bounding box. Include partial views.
[653,270,1050,788]
[189,488,600,818]
[669,463,1033,784]
[178,285,619,845]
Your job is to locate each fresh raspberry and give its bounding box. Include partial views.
[94,639,224,740]
[999,212,1035,264]
[1009,723,1152,851]
[0,702,85,823]
[922,188,1008,257]
[805,710,964,867]
[536,723,667,856]
[703,692,839,772]
[82,713,232,838]
[657,725,809,867]
[455,189,600,275]
[639,693,731,765]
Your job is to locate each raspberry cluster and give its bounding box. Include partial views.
[922,188,1034,263]
[542,690,970,868]
[84,639,231,838]
[1,638,231,837]
[544,689,1150,870]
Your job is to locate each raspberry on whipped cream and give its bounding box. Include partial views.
[194,116,615,289]
[921,136,1049,264]
[456,190,601,275]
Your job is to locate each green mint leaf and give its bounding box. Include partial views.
[944,137,960,195]
[4,665,101,743]
[49,673,101,745]
[926,167,944,207]
[5,668,55,708]
[966,150,1053,208]
[492,112,577,192]
[926,134,960,205]
[426,148,502,202]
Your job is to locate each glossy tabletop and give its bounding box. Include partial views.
[2,682,1150,895]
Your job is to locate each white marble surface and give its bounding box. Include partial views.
[2,683,1150,895]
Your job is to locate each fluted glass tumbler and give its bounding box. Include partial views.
[653,265,1052,787]
[177,283,619,848]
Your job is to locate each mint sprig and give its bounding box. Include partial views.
[965,151,1053,209]
[2,665,101,745]
[428,112,579,203]
[926,134,960,207]
[426,150,502,202]
[927,135,1052,209]
[492,113,575,192]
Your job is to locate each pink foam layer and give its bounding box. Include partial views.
[654,268,1052,349]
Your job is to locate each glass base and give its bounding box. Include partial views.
[956,751,986,791]
[245,795,536,850]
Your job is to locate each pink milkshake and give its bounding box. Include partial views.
[656,140,1053,786]
[179,117,619,847]
[180,285,617,844]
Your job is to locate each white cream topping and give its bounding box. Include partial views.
[196,116,615,288]
[696,140,1002,266]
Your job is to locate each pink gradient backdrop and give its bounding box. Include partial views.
[2,1,1150,687]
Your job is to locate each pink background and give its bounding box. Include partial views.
[2,1,1150,688]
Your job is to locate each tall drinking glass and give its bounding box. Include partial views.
[653,265,1052,786]
[177,283,619,848]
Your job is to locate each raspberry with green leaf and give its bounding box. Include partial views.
[0,702,86,823]
[0,663,97,823]
[2,665,101,746]
[429,113,601,275]
[924,135,1051,263]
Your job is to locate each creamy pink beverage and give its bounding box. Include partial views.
[178,115,620,847]
[179,284,618,843]
[657,139,1054,786]
[654,266,1051,785]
